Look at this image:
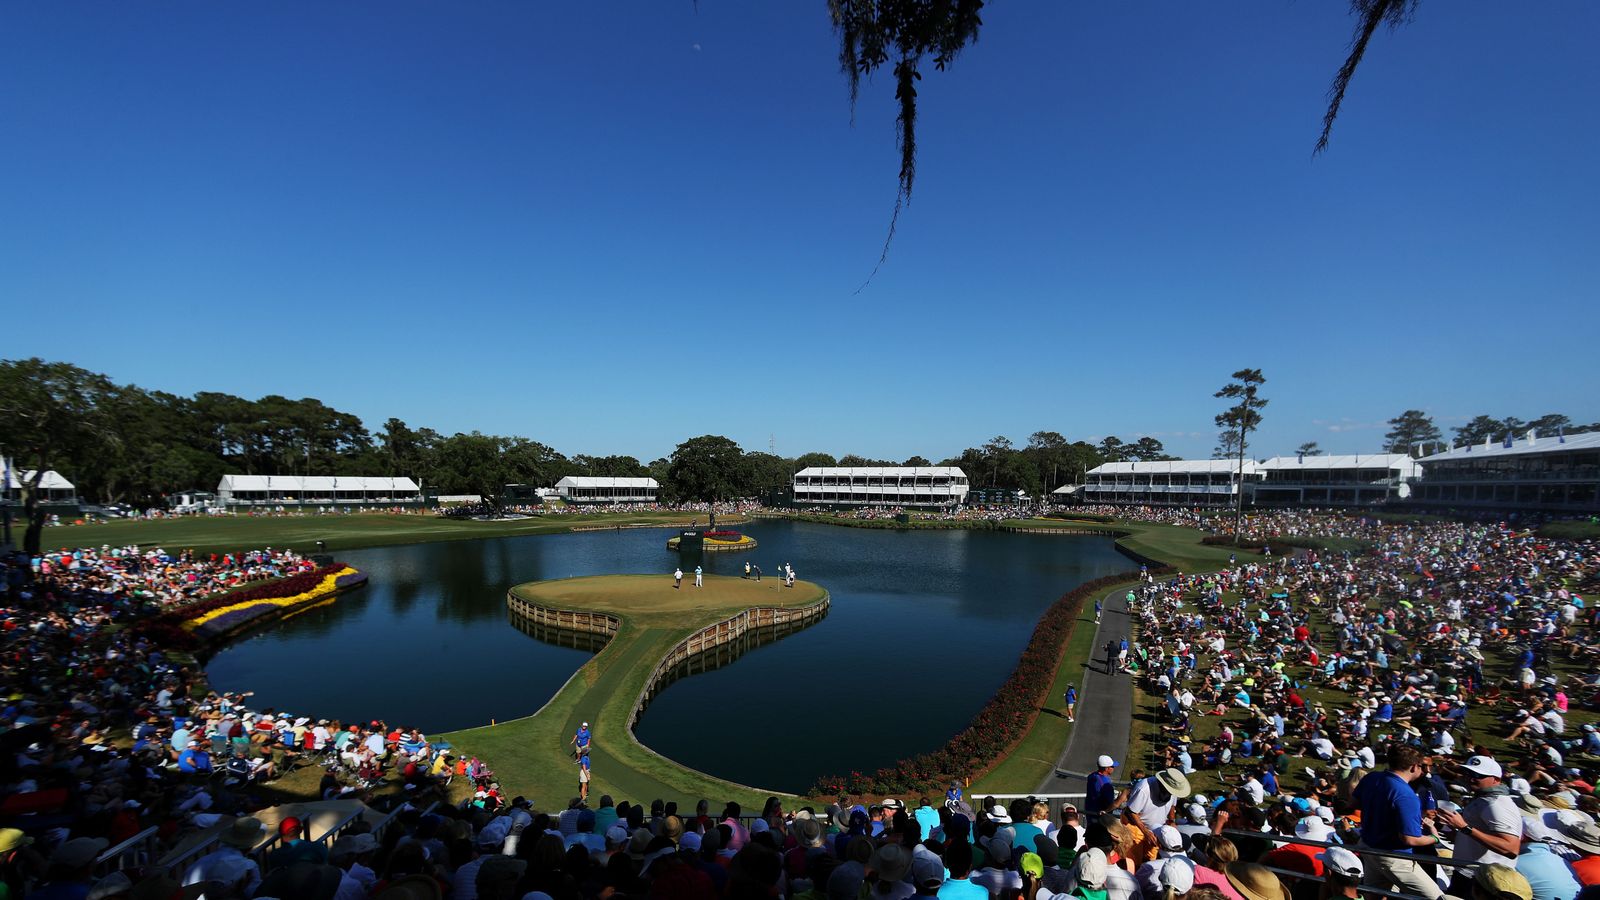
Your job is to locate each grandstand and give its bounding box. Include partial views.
[1254,453,1417,505]
[553,475,659,503]
[791,466,970,507]
[1081,459,1259,506]
[1412,429,1600,511]
[215,474,422,506]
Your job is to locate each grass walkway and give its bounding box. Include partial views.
[42,511,743,556]
[438,574,826,809]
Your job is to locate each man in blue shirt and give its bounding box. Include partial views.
[1515,841,1580,900]
[1351,744,1442,899]
[1063,685,1078,723]
[1085,755,1119,816]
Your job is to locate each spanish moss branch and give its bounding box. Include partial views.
[1316,0,1417,156]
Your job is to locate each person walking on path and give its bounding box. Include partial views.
[1094,599,1103,623]
[673,567,682,589]
[578,753,591,802]
[785,563,795,587]
[694,565,703,587]
[1064,685,1078,723]
[572,721,591,759]
[1118,637,1129,672]
[1104,639,1118,674]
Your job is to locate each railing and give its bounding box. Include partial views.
[1219,828,1476,900]
[94,826,161,876]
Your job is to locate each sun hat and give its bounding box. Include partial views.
[52,836,110,869]
[1473,863,1533,900]
[332,833,379,857]
[882,797,904,811]
[1557,819,1600,855]
[1224,862,1289,900]
[869,843,912,882]
[1155,825,1184,851]
[1155,768,1192,798]
[1315,806,1335,824]
[1097,755,1117,769]
[1515,794,1546,815]
[219,815,265,850]
[1461,755,1503,779]
[987,804,1013,824]
[987,831,1014,865]
[1294,817,1334,841]
[1076,848,1108,889]
[475,855,526,891]
[795,817,825,848]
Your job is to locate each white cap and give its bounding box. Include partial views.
[1461,755,1503,779]
[1097,755,1116,769]
[1318,846,1364,879]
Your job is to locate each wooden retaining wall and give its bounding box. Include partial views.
[505,593,621,639]
[632,594,830,726]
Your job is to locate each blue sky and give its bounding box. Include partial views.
[3,2,1596,463]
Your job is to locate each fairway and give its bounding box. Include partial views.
[41,510,744,556]
[442,574,828,808]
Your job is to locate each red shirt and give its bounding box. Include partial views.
[1573,856,1600,886]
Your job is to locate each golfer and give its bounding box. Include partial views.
[673,567,682,589]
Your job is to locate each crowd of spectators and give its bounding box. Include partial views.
[1110,516,1600,900]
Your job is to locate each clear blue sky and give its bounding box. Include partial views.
[3,2,1596,463]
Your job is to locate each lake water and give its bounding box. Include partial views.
[203,519,1133,792]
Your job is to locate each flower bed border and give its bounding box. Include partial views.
[134,563,366,650]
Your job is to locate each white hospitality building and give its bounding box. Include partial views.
[216,475,422,506]
[1081,460,1260,506]
[791,466,970,508]
[1412,431,1600,511]
[1255,454,1417,505]
[553,476,659,504]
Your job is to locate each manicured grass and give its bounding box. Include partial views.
[41,511,743,556]
[1538,520,1600,540]
[440,574,827,809]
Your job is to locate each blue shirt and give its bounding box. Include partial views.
[1065,687,1077,704]
[1515,843,1580,900]
[1352,770,1421,853]
[1086,772,1116,814]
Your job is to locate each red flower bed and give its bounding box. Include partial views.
[703,530,743,539]
[808,565,1173,798]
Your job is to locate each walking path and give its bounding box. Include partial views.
[1035,581,1137,794]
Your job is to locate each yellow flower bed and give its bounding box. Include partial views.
[704,535,753,545]
[183,567,358,631]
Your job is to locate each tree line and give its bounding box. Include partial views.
[0,356,1171,506]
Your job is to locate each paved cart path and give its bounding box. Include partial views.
[1035,582,1137,794]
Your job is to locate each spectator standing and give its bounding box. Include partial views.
[1438,756,1526,896]
[1350,744,1442,899]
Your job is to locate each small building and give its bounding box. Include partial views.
[2,465,78,504]
[553,476,659,504]
[216,474,422,506]
[1082,459,1260,506]
[791,466,970,507]
[1412,431,1600,511]
[1255,454,1417,506]
[503,484,557,504]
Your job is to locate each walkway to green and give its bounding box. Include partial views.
[1035,581,1137,794]
[439,574,826,810]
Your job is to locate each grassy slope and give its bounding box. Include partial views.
[440,575,826,808]
[42,511,740,556]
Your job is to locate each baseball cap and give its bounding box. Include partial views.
[1317,846,1364,879]
[1097,755,1116,768]
[1461,755,1503,779]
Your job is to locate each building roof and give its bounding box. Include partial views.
[6,468,75,490]
[1087,459,1258,476]
[1259,454,1418,472]
[793,466,967,478]
[1419,430,1600,465]
[553,476,659,489]
[217,475,420,492]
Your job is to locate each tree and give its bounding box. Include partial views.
[1316,0,1420,154]
[667,435,751,503]
[1129,436,1174,462]
[0,359,118,553]
[1214,368,1268,544]
[1528,414,1572,438]
[829,0,983,285]
[794,451,838,470]
[981,435,1015,486]
[1212,430,1243,461]
[1295,441,1324,457]
[902,455,932,467]
[1452,415,1503,447]
[1097,436,1129,463]
[744,452,794,495]
[1382,410,1441,455]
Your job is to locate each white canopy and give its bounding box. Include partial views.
[1259,454,1417,474]
[5,468,75,490]
[1420,429,1600,463]
[1088,460,1257,476]
[217,474,420,493]
[553,476,659,489]
[794,466,967,478]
